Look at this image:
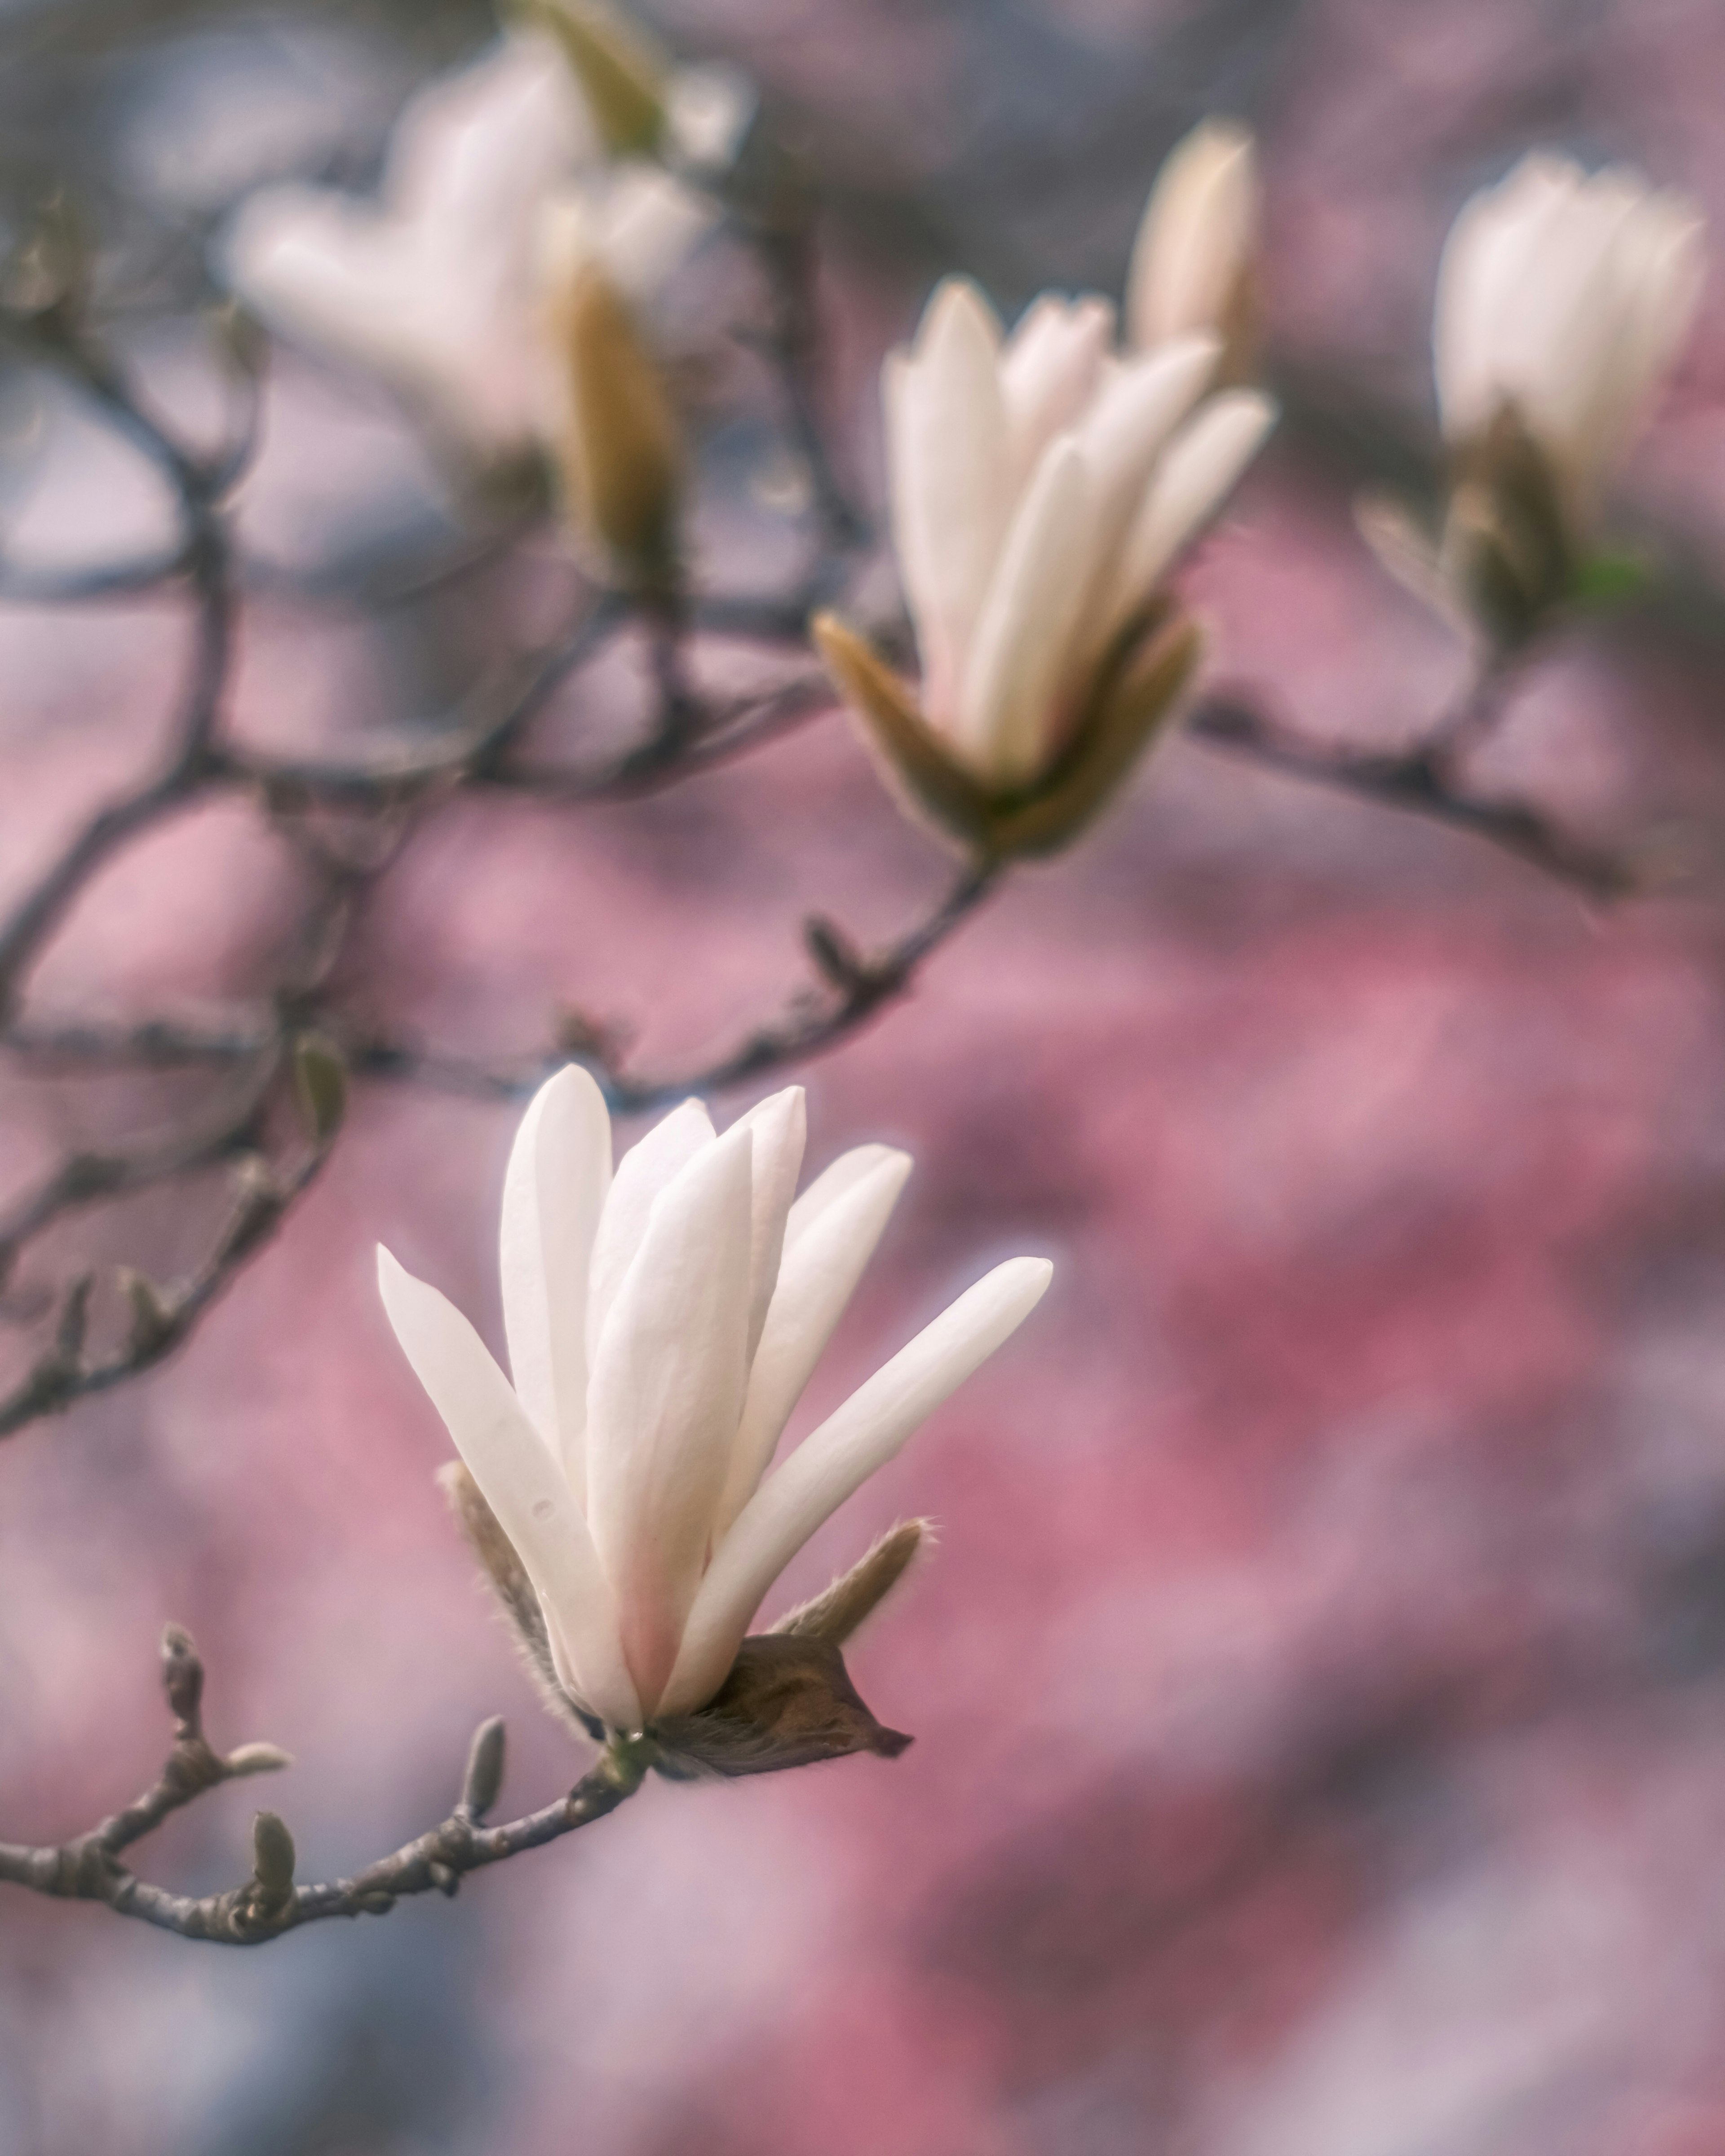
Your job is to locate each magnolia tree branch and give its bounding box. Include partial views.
[1185,690,1636,901]
[0,256,974,1441]
[0,1626,641,1943]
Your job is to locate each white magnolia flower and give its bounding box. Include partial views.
[378,1069,1051,1733]
[1435,152,1704,533]
[1127,118,1258,357]
[879,277,1275,792]
[222,29,729,459]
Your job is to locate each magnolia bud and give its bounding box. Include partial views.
[460,1717,508,1820]
[1128,119,1259,382]
[224,1742,293,1777]
[542,234,682,588]
[526,0,668,158]
[250,1811,296,1900]
[160,1624,204,1731]
[292,1033,348,1148]
[117,1267,178,1357]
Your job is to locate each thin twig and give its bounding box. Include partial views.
[0,1626,642,1943]
[344,858,999,1112]
[1185,694,1635,900]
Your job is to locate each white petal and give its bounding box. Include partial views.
[1076,335,1220,483]
[585,1097,714,1373]
[664,62,756,171]
[1127,119,1257,350]
[388,29,593,234]
[1063,336,1221,670]
[783,1142,909,1252]
[589,163,717,303]
[584,1124,755,1716]
[715,1145,913,1536]
[733,1086,808,1362]
[1434,154,1582,441]
[957,436,1100,786]
[1104,389,1275,632]
[885,278,1012,734]
[1001,294,1115,488]
[500,1065,612,1495]
[660,1255,1053,1716]
[377,1246,640,1731]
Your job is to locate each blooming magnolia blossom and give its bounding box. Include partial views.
[378,1069,1051,1733]
[1127,118,1258,359]
[1435,152,1704,536]
[223,29,735,460]
[875,276,1275,793]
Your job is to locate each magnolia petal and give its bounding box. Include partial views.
[377,1246,640,1730]
[886,278,1012,732]
[1127,118,1257,351]
[734,1087,808,1363]
[584,1123,755,1716]
[716,1146,914,1535]
[661,1255,1053,1717]
[587,161,718,304]
[1066,337,1220,673]
[957,437,1099,786]
[1106,389,1275,634]
[585,1096,714,1372]
[1000,294,1115,490]
[388,29,592,232]
[785,1142,911,1255]
[501,1065,612,1492]
[1434,154,1572,441]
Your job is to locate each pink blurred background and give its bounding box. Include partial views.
[5,0,1725,2149]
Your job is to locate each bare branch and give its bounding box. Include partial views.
[1185,694,1635,901]
[0,1625,642,1944]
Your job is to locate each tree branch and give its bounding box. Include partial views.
[1185,693,1635,901]
[0,1626,642,1944]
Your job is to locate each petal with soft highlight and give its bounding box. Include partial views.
[584,1124,755,1715]
[500,1065,612,1490]
[377,1246,640,1730]
[716,1146,914,1534]
[661,1255,1053,1716]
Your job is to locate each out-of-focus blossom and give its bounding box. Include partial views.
[221,28,738,471]
[1127,118,1258,377]
[540,217,682,584]
[1366,153,1705,646]
[377,1068,1051,1737]
[818,277,1275,858]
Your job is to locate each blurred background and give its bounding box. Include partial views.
[4,0,1725,2150]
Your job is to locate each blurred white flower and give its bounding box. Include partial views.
[818,275,1274,855]
[222,29,728,463]
[1435,151,1704,535]
[1127,118,1258,361]
[378,1068,1051,1733]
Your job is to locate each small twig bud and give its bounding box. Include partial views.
[804,916,867,990]
[209,298,269,381]
[224,1742,293,1778]
[117,1267,178,1357]
[292,1033,348,1149]
[250,1811,296,1900]
[428,1861,459,1898]
[217,1155,285,1264]
[160,1624,204,1736]
[460,1717,507,1821]
[53,1272,94,1362]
